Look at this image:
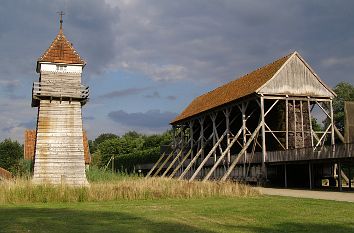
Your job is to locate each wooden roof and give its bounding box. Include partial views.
[171,53,293,124]
[37,29,85,67]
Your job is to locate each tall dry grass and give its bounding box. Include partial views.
[0,177,259,204]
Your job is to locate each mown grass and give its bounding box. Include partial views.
[1,196,353,233]
[0,170,258,204]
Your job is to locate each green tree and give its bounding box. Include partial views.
[0,139,23,172]
[333,82,354,132]
[89,133,119,154]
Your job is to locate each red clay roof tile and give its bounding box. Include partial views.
[38,29,85,65]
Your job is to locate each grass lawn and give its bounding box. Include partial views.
[0,196,353,233]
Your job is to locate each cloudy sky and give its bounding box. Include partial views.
[0,0,353,142]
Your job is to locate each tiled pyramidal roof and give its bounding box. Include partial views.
[38,29,85,65]
[171,53,293,124]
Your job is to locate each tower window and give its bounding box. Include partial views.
[56,65,67,72]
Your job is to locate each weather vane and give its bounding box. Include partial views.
[57,11,65,30]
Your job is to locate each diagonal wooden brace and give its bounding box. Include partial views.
[161,138,191,177]
[169,148,192,178]
[152,150,175,177]
[145,152,166,178]
[177,133,214,180]
[202,126,244,181]
[189,131,227,181]
[221,122,263,181]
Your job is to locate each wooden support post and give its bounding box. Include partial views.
[211,114,217,163]
[330,100,335,146]
[309,162,312,190]
[190,121,194,159]
[199,118,205,161]
[189,131,227,181]
[300,101,305,148]
[112,156,115,173]
[146,152,166,178]
[260,96,267,177]
[224,109,231,166]
[286,98,289,150]
[308,98,314,147]
[349,166,352,189]
[242,103,247,177]
[293,100,297,148]
[284,164,288,188]
[334,125,346,144]
[338,161,342,192]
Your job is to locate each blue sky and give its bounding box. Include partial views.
[0,0,353,142]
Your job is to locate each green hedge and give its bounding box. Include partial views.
[114,147,160,172]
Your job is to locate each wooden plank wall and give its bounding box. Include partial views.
[259,55,334,97]
[24,129,91,164]
[32,100,88,186]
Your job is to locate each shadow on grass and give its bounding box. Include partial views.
[0,207,353,233]
[0,207,213,233]
[237,222,354,233]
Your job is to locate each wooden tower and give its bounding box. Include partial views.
[32,16,89,186]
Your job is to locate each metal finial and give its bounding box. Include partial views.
[57,11,65,30]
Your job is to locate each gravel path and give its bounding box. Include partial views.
[257,187,354,202]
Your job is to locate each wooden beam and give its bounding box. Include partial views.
[161,138,191,177]
[152,150,174,177]
[284,164,288,188]
[177,133,214,180]
[264,123,286,150]
[293,100,296,149]
[189,131,227,181]
[221,122,263,181]
[202,126,244,181]
[264,99,279,117]
[330,100,335,146]
[314,124,331,150]
[316,100,331,118]
[145,152,166,178]
[169,148,192,178]
[308,99,314,147]
[338,161,342,192]
[286,98,289,149]
[309,162,312,190]
[300,101,305,148]
[334,125,345,143]
[261,96,266,171]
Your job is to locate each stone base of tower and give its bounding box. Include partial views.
[33,100,89,186]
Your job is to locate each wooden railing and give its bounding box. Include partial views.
[266,143,354,163]
[32,82,89,99]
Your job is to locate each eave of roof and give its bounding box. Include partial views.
[171,52,293,124]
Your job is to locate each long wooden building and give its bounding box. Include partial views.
[147,51,354,190]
